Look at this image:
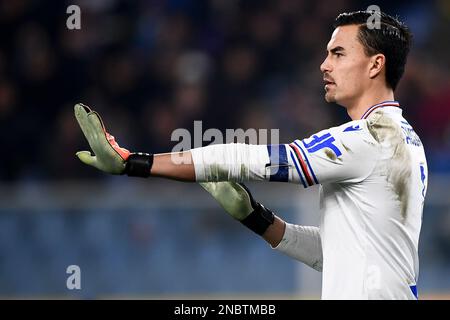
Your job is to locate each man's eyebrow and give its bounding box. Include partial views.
[328,46,345,54]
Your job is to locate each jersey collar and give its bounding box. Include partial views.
[361,101,401,119]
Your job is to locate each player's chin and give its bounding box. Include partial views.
[324,92,336,103]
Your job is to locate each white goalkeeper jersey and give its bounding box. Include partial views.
[191,101,428,300]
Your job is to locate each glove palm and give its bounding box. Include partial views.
[74,103,130,174]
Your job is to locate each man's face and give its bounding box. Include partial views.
[320,25,372,106]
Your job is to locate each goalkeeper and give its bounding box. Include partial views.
[75,10,427,300]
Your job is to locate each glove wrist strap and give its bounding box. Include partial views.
[124,153,153,178]
[240,203,275,236]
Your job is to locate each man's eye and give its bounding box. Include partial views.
[334,53,343,57]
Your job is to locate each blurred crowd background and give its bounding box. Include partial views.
[0,0,449,298]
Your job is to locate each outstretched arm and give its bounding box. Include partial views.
[76,102,378,188]
[151,142,275,182]
[150,152,196,181]
[75,103,298,184]
[201,182,323,271]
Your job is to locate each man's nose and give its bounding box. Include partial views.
[320,57,331,74]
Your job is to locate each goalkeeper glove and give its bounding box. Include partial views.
[200,182,275,236]
[74,103,153,177]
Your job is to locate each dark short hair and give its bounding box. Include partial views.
[334,11,412,90]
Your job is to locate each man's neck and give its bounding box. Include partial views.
[345,88,395,121]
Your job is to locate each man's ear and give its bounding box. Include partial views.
[369,53,386,79]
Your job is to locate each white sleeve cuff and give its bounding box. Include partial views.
[272,223,323,272]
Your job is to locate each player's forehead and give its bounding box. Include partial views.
[326,25,361,52]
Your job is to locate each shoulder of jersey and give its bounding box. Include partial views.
[333,119,379,145]
[339,119,365,133]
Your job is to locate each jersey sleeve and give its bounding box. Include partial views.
[273,223,323,272]
[285,121,379,187]
[190,121,378,185]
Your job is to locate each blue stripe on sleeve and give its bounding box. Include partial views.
[267,145,289,182]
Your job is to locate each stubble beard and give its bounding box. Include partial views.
[325,91,336,103]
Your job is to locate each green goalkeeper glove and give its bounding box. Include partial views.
[200,182,275,236]
[74,103,153,177]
